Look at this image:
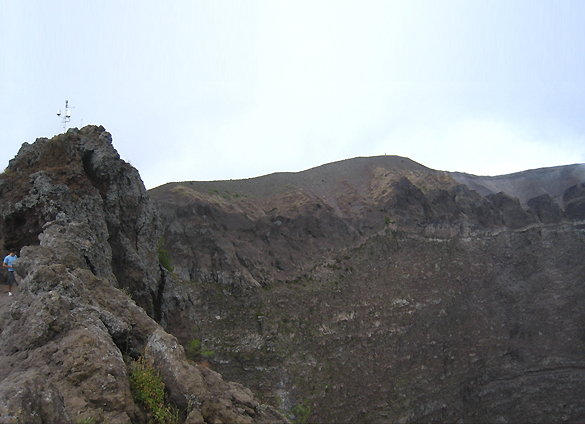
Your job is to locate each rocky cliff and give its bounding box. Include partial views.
[149,157,585,422]
[0,127,288,424]
[2,126,585,423]
[0,126,160,315]
[149,157,585,290]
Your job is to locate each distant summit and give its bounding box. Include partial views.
[149,154,585,422]
[450,163,585,204]
[150,155,585,286]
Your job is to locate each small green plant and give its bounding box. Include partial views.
[186,338,215,362]
[279,398,311,424]
[186,338,202,360]
[120,286,133,299]
[77,418,96,424]
[290,401,311,424]
[255,304,265,320]
[384,216,395,227]
[158,237,174,272]
[129,356,178,423]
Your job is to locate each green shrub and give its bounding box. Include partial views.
[158,238,174,272]
[129,356,178,423]
[290,401,311,424]
[186,338,215,361]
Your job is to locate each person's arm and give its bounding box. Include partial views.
[2,261,7,268]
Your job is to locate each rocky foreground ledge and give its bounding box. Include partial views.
[0,127,288,423]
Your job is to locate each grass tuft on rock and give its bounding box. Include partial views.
[129,355,178,423]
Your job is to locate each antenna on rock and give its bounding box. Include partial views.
[56,100,74,131]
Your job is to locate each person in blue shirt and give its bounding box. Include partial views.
[3,251,18,296]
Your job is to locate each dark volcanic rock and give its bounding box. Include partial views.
[383,177,432,224]
[151,159,498,287]
[153,160,585,293]
[0,126,160,315]
[527,193,563,224]
[0,219,287,423]
[564,183,585,220]
[4,130,585,424]
[487,191,538,229]
[149,156,585,423]
[451,163,585,204]
[0,128,288,424]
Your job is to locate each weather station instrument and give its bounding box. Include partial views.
[56,100,74,131]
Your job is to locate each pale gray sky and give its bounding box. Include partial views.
[2,0,585,189]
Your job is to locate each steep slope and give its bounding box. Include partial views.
[450,163,585,204]
[0,125,160,315]
[150,158,585,290]
[0,127,288,424]
[149,156,507,288]
[150,156,585,422]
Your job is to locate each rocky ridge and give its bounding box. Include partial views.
[0,127,288,423]
[150,157,585,289]
[2,125,585,423]
[149,157,585,422]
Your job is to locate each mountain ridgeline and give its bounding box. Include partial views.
[150,155,585,422]
[1,126,585,423]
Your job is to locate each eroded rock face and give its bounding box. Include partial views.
[149,158,585,423]
[0,126,160,315]
[487,191,538,229]
[150,160,585,292]
[564,182,585,220]
[527,193,563,224]
[0,220,287,423]
[0,129,288,424]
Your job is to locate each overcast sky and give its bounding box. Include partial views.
[2,1,585,189]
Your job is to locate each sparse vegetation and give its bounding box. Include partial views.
[158,237,174,272]
[255,304,265,320]
[120,286,133,299]
[129,355,178,423]
[278,397,311,424]
[186,338,215,362]
[289,401,311,424]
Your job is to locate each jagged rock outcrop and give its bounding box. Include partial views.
[0,219,287,423]
[450,164,585,204]
[486,191,538,229]
[0,126,161,316]
[527,193,563,224]
[564,182,585,221]
[0,127,288,424]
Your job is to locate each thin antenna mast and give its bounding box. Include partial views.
[56,100,74,131]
